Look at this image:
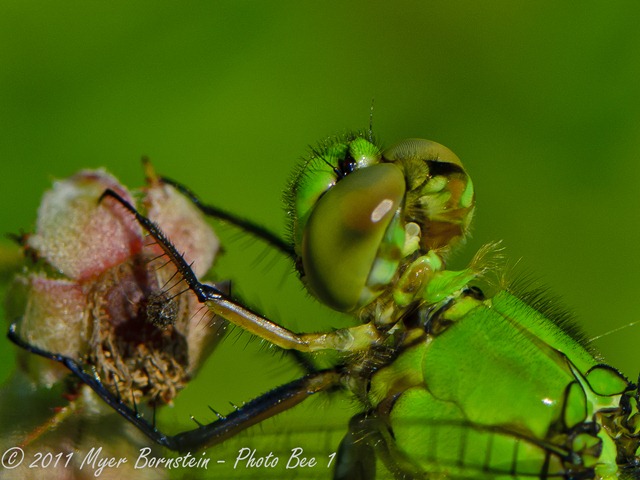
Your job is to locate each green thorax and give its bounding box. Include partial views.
[369,287,639,478]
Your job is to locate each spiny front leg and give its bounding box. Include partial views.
[100,188,385,354]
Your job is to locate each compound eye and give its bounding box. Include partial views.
[382,139,474,252]
[382,138,463,168]
[302,163,405,312]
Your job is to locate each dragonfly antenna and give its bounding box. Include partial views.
[368,99,375,142]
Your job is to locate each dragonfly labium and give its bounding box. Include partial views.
[6,133,640,479]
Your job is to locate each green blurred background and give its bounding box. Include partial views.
[1,0,640,477]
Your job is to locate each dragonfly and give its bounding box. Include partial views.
[6,133,640,479]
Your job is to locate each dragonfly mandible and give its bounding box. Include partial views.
[6,133,640,479]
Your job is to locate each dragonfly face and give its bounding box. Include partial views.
[6,133,640,479]
[290,135,474,313]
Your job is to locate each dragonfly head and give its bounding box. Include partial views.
[287,134,475,313]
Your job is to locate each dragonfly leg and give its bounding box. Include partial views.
[334,412,425,480]
[333,413,377,480]
[156,177,326,374]
[7,323,342,452]
[159,176,295,258]
[100,189,385,353]
[170,367,341,452]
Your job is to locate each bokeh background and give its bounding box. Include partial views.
[1,1,640,478]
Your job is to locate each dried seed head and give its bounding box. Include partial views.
[9,167,225,406]
[146,290,179,330]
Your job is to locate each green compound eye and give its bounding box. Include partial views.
[382,138,464,168]
[290,136,383,252]
[302,163,405,312]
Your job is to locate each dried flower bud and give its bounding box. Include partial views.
[9,167,225,406]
